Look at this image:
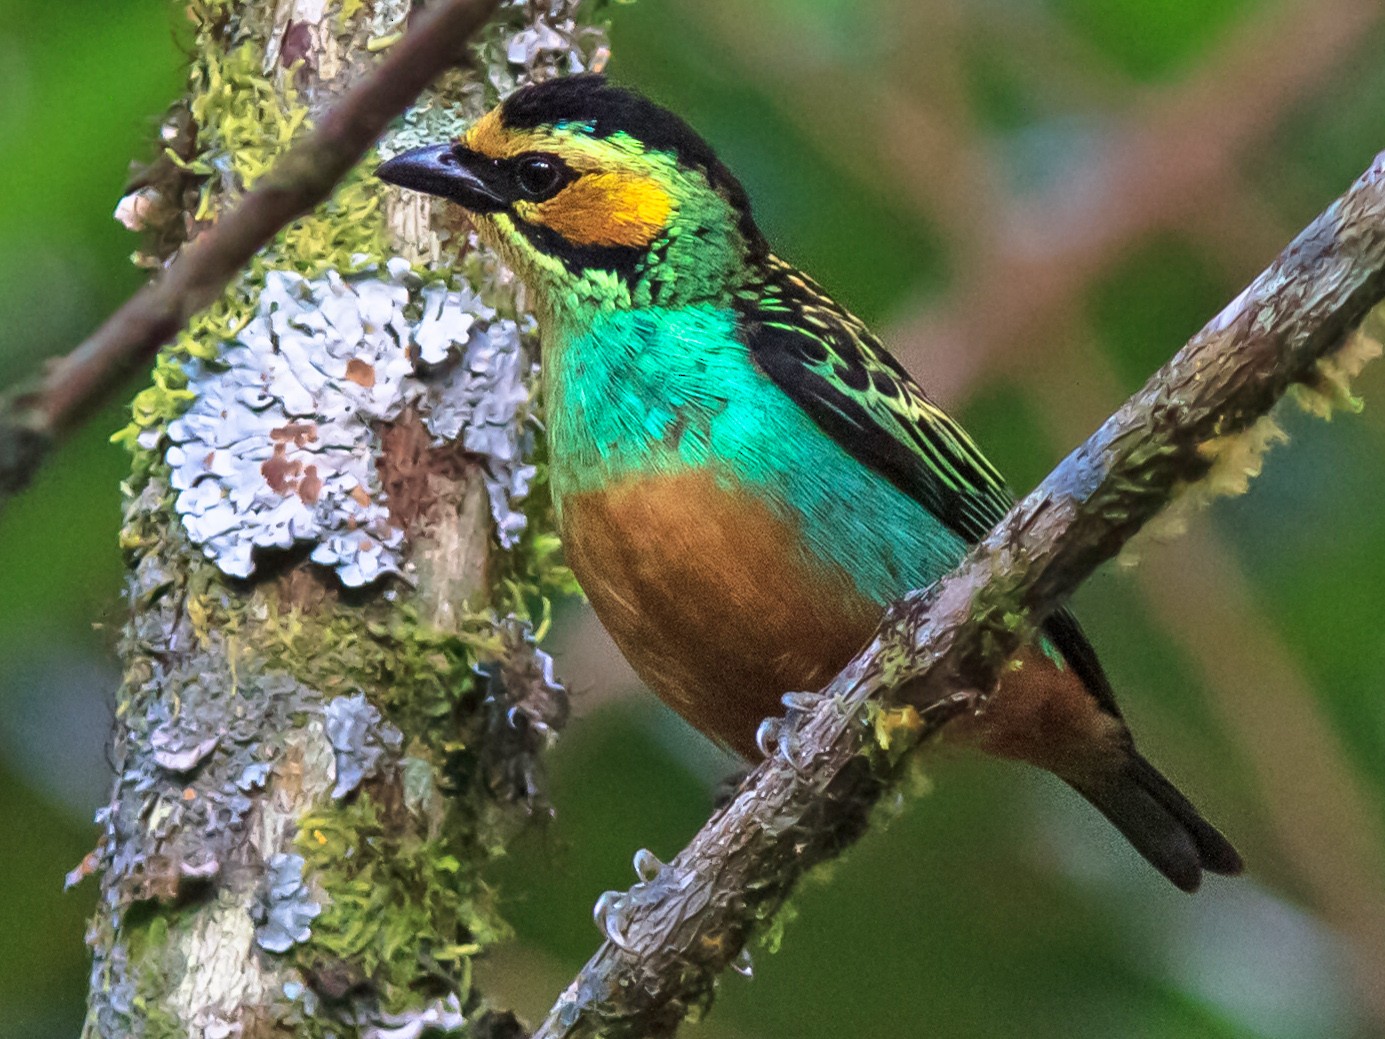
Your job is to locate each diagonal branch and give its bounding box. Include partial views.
[877,2,1385,1016]
[530,152,1385,1039]
[0,0,500,503]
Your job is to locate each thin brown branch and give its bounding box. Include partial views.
[530,153,1385,1039]
[0,0,500,501]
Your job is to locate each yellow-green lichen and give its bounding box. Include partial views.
[337,0,369,25]
[962,569,1034,674]
[1119,312,1384,568]
[1118,414,1290,568]
[868,703,926,759]
[257,602,490,748]
[184,43,310,196]
[1289,319,1384,420]
[757,900,799,957]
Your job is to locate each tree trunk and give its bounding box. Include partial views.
[82,2,607,1035]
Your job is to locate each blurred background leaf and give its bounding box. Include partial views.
[2,1,1384,1037]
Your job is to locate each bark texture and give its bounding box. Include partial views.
[82,2,608,1036]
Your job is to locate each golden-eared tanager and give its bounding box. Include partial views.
[378,75,1242,892]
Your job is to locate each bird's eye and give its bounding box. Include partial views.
[514,155,566,201]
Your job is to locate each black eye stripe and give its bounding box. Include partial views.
[448,146,575,206]
[512,218,645,279]
[449,144,500,169]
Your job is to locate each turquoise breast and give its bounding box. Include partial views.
[543,305,969,606]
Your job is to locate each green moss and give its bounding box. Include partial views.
[244,597,482,755]
[129,995,183,1039]
[757,899,799,956]
[295,793,509,1013]
[867,702,925,758]
[181,39,388,270]
[123,907,191,1039]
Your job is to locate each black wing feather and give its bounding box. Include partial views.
[738,259,1123,720]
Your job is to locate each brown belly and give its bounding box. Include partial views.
[560,469,880,758]
[561,469,1124,772]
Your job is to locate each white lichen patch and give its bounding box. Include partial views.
[365,995,467,1039]
[325,694,403,798]
[113,187,159,233]
[254,853,321,953]
[378,100,478,162]
[167,259,535,586]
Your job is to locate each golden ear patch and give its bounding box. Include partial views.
[516,173,672,248]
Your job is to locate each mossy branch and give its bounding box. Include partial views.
[530,152,1385,1039]
[0,0,499,506]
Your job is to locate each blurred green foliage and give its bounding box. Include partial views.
[3,1,1385,1037]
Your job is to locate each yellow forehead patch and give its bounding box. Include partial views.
[464,108,557,160]
[463,108,509,157]
[515,172,672,248]
[464,108,607,168]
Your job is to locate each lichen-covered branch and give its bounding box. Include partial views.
[531,153,1385,1039]
[81,2,611,1037]
[0,0,502,505]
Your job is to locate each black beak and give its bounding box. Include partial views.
[376,144,507,211]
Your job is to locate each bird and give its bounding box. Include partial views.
[377,74,1242,892]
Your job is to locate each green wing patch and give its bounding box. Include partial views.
[738,257,1124,721]
[739,258,1013,545]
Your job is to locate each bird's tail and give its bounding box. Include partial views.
[1067,751,1243,892]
